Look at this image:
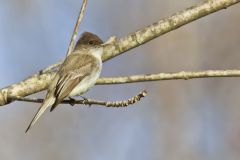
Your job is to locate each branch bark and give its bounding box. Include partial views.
[0,0,239,106]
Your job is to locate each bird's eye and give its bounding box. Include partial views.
[88,41,94,45]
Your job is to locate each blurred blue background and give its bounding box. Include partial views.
[0,0,240,160]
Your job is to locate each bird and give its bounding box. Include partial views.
[25,32,104,132]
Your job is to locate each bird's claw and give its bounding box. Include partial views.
[80,96,91,107]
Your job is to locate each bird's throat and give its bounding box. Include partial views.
[90,47,103,59]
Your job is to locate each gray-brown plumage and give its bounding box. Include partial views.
[26,32,103,132]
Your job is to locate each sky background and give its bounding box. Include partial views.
[0,0,240,160]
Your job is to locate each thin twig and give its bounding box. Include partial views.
[66,0,88,57]
[12,90,147,108]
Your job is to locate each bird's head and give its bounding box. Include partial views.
[74,32,104,58]
[74,32,103,50]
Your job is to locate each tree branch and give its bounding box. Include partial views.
[96,70,240,84]
[13,90,147,108]
[101,0,240,61]
[0,0,239,106]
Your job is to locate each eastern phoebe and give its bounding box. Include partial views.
[26,32,103,132]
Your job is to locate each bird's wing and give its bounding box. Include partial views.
[50,53,100,111]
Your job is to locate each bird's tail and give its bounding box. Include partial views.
[25,96,55,133]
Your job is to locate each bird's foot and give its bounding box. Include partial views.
[69,97,76,106]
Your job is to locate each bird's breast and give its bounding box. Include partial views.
[69,62,102,97]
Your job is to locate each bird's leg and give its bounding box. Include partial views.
[69,97,76,106]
